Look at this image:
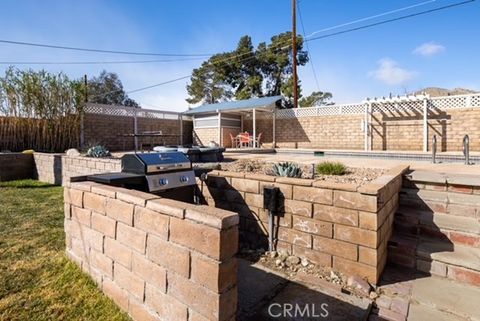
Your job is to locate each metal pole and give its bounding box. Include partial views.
[179,114,183,146]
[463,134,470,165]
[252,109,256,148]
[269,211,274,252]
[423,97,428,152]
[292,0,298,108]
[272,110,276,148]
[364,103,369,151]
[218,111,222,146]
[133,109,138,152]
[368,102,372,151]
[432,135,437,164]
[80,75,87,149]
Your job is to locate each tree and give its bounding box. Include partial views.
[186,32,310,105]
[299,91,333,107]
[87,70,139,107]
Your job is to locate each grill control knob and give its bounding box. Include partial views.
[159,178,168,186]
[179,175,189,183]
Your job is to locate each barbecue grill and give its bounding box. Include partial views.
[87,152,196,203]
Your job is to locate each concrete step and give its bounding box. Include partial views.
[408,303,466,321]
[395,206,480,247]
[411,276,480,320]
[417,240,480,272]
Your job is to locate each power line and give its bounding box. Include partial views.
[305,0,438,38]
[0,58,205,65]
[297,1,321,93]
[306,0,475,42]
[0,39,213,57]
[94,0,475,98]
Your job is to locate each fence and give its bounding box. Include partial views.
[82,103,192,151]
[243,93,480,152]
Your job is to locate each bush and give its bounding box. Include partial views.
[86,145,110,158]
[272,162,303,178]
[316,161,347,176]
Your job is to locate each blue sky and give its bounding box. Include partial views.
[0,0,478,111]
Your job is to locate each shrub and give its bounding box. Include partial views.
[86,145,110,158]
[316,161,347,176]
[272,162,303,178]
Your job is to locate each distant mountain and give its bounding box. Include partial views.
[412,87,478,97]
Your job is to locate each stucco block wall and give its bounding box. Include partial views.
[64,181,239,321]
[193,127,219,147]
[84,113,191,151]
[198,166,407,284]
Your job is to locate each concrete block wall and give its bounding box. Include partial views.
[64,181,239,321]
[198,166,407,284]
[241,107,480,151]
[34,153,121,185]
[194,127,219,147]
[0,153,34,181]
[83,113,192,151]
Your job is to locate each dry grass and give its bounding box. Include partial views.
[0,180,130,321]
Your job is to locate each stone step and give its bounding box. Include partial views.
[408,303,465,321]
[411,276,480,320]
[417,240,480,272]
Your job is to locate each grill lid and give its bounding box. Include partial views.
[122,152,191,174]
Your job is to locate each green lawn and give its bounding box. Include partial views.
[0,180,131,321]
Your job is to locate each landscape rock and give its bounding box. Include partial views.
[66,148,81,156]
[285,256,300,266]
[347,275,372,297]
[301,258,309,267]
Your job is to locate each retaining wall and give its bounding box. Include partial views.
[198,166,407,284]
[34,153,121,185]
[64,181,238,321]
[0,152,34,181]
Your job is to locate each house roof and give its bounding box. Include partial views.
[183,95,282,115]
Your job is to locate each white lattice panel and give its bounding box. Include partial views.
[338,103,365,115]
[373,100,423,114]
[470,95,480,107]
[430,96,467,109]
[85,103,181,119]
[296,107,320,117]
[275,109,296,119]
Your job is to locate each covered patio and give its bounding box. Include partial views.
[184,96,282,148]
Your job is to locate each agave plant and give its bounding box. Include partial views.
[272,162,303,178]
[86,145,110,158]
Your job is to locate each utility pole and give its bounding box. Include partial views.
[84,74,88,102]
[292,0,298,108]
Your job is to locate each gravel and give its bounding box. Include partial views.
[218,159,384,186]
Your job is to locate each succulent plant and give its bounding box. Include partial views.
[86,145,110,158]
[272,162,303,178]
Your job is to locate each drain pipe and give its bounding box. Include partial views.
[463,135,470,165]
[264,187,279,252]
[432,135,437,164]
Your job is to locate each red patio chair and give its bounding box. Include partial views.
[229,133,239,148]
[254,132,263,148]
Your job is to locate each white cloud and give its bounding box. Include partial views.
[368,58,417,85]
[413,42,446,57]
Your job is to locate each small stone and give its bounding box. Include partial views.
[347,275,372,297]
[301,258,309,267]
[275,259,282,266]
[330,270,340,281]
[369,291,379,299]
[66,148,80,156]
[286,256,300,266]
[269,251,278,259]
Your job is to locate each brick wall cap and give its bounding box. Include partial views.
[91,184,119,198]
[276,177,313,186]
[404,170,446,184]
[313,180,358,192]
[117,189,161,206]
[70,181,99,192]
[216,170,245,178]
[185,205,239,229]
[386,165,410,177]
[146,198,186,218]
[244,173,275,182]
[446,174,480,187]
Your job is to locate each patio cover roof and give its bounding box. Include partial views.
[183,95,282,115]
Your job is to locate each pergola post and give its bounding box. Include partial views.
[133,108,138,152]
[179,114,183,146]
[252,108,256,148]
[364,103,369,151]
[272,109,276,148]
[423,97,428,152]
[218,111,222,147]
